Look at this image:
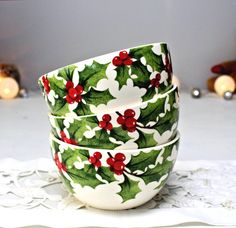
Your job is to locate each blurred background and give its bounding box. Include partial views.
[0,0,235,90]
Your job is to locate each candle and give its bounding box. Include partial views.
[0,77,19,99]
[214,75,235,97]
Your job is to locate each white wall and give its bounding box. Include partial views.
[0,0,235,90]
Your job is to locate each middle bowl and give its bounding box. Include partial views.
[49,85,179,150]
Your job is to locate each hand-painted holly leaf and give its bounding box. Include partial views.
[49,99,70,116]
[79,61,109,91]
[129,45,165,72]
[58,65,77,81]
[160,43,169,55]
[109,126,132,143]
[67,165,104,188]
[115,65,130,89]
[135,130,157,148]
[79,130,118,149]
[54,118,64,130]
[60,174,74,193]
[141,87,156,102]
[138,96,166,126]
[61,147,89,167]
[141,160,173,185]
[74,102,92,116]
[67,116,98,140]
[97,167,116,183]
[49,75,66,97]
[118,175,141,202]
[131,60,150,88]
[83,88,115,107]
[127,149,161,172]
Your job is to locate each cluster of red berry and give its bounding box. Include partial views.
[150,73,161,88]
[42,75,50,94]
[88,152,102,168]
[106,153,126,175]
[65,81,84,104]
[98,114,113,131]
[165,55,172,79]
[112,51,133,66]
[54,153,67,172]
[117,109,137,132]
[60,131,77,145]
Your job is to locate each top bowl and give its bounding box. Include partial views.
[38,42,173,116]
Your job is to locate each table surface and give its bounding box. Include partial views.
[0,91,236,160]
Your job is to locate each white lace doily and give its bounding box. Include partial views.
[0,158,236,227]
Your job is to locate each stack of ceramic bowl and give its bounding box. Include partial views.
[38,42,180,210]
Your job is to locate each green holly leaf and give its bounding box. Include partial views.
[74,102,92,116]
[129,45,165,72]
[97,167,116,183]
[160,43,169,55]
[83,88,115,107]
[131,60,150,88]
[58,65,77,81]
[135,130,157,148]
[67,116,98,140]
[141,160,174,185]
[79,61,109,91]
[60,174,74,193]
[138,96,166,126]
[115,65,130,89]
[79,130,118,149]
[61,147,89,168]
[49,75,66,97]
[127,149,161,172]
[118,175,141,202]
[49,99,70,116]
[139,144,176,185]
[67,165,104,188]
[141,87,156,102]
[153,91,179,134]
[54,118,64,130]
[51,140,60,153]
[110,127,132,143]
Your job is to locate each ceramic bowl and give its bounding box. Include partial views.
[39,42,173,116]
[50,131,180,210]
[49,85,179,150]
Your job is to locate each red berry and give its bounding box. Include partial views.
[155,81,160,88]
[60,131,66,139]
[75,95,82,103]
[94,151,102,159]
[75,84,84,94]
[66,94,75,104]
[123,58,133,66]
[124,109,135,118]
[95,160,101,168]
[125,117,136,128]
[98,121,106,128]
[88,156,96,164]
[112,56,122,66]
[68,88,78,98]
[105,122,113,131]
[150,78,157,87]
[114,170,123,175]
[119,51,129,60]
[66,81,74,90]
[114,161,125,171]
[107,157,115,166]
[61,163,67,172]
[102,114,111,122]
[127,127,136,132]
[155,73,161,81]
[114,153,126,161]
[117,115,125,125]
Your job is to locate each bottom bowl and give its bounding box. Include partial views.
[50,131,180,210]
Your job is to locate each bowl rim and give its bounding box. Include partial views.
[50,131,180,153]
[48,84,177,119]
[39,42,168,79]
